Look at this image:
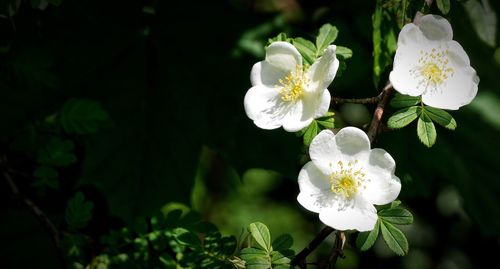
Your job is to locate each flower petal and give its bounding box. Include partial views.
[419,14,453,41]
[297,161,331,213]
[363,148,402,205]
[244,85,284,129]
[319,197,377,232]
[334,127,371,159]
[390,36,426,96]
[250,61,289,87]
[307,45,339,93]
[309,129,341,173]
[282,100,313,132]
[422,66,479,110]
[265,41,302,73]
[314,89,332,118]
[422,41,479,110]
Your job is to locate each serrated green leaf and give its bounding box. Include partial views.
[272,234,293,251]
[380,221,409,256]
[336,46,353,60]
[424,106,457,130]
[316,112,335,129]
[316,24,338,56]
[240,248,271,269]
[248,222,272,252]
[387,106,420,129]
[378,208,413,225]
[33,166,59,189]
[270,251,291,265]
[37,137,77,166]
[356,220,380,251]
[159,253,177,269]
[417,112,437,147]
[303,121,319,146]
[292,38,316,65]
[172,228,201,248]
[268,33,291,45]
[65,192,93,230]
[390,93,421,108]
[436,0,451,15]
[462,0,496,47]
[59,98,109,135]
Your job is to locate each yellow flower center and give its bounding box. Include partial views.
[411,47,454,90]
[277,65,309,102]
[329,160,366,199]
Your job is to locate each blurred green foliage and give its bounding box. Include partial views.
[1,0,500,268]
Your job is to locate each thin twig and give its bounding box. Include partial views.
[367,82,394,143]
[331,91,384,105]
[2,168,61,247]
[318,231,346,269]
[291,226,335,268]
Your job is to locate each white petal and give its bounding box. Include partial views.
[397,23,426,47]
[243,85,284,129]
[309,129,341,173]
[297,162,330,213]
[334,127,371,159]
[319,197,377,232]
[314,89,332,118]
[363,148,402,205]
[265,41,302,73]
[250,61,289,87]
[422,66,479,110]
[307,45,339,93]
[390,43,426,96]
[419,14,453,41]
[282,100,314,132]
[283,89,331,132]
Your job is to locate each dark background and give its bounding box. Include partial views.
[1,0,500,268]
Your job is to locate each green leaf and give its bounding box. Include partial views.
[248,222,272,252]
[462,0,497,47]
[172,228,201,248]
[417,112,437,147]
[303,121,319,146]
[316,24,338,56]
[37,138,77,166]
[380,221,409,256]
[372,0,397,86]
[270,251,291,265]
[378,208,413,225]
[424,106,457,130]
[292,38,316,65]
[33,166,59,189]
[390,93,421,108]
[335,46,353,60]
[240,248,271,269]
[268,33,291,45]
[356,220,380,251]
[316,112,335,129]
[59,98,109,135]
[436,0,451,14]
[272,234,293,251]
[65,192,93,230]
[159,253,177,269]
[387,106,420,129]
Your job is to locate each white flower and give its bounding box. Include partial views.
[244,41,339,132]
[389,14,479,110]
[297,127,401,231]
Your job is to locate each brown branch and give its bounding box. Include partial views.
[367,82,394,143]
[331,91,384,105]
[318,231,346,269]
[3,169,61,247]
[291,226,335,268]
